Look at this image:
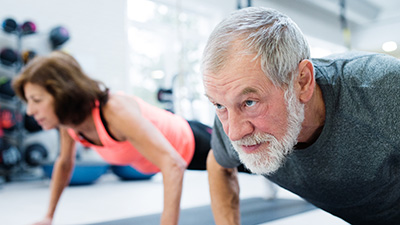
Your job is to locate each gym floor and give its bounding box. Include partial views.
[0,170,349,225]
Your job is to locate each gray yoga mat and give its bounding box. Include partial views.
[89,197,316,225]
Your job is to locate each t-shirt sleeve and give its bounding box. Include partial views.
[211,116,241,168]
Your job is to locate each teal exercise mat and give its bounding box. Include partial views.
[89,197,316,225]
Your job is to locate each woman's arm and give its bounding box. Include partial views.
[105,95,187,225]
[132,119,186,225]
[33,127,76,225]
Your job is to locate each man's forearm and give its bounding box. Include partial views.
[207,150,240,225]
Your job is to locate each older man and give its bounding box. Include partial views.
[202,7,400,225]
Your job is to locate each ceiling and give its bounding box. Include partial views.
[190,0,400,57]
[307,0,400,57]
[253,0,400,58]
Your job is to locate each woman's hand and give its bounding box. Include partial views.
[31,216,52,225]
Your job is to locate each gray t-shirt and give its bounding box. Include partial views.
[211,51,400,225]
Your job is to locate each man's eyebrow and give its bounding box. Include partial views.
[204,93,213,101]
[204,87,258,101]
[241,87,258,95]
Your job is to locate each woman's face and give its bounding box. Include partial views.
[24,82,60,130]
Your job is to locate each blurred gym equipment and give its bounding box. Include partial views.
[23,114,42,133]
[111,165,155,180]
[42,161,109,186]
[0,78,15,99]
[0,48,18,66]
[20,21,36,35]
[49,26,70,49]
[24,143,48,167]
[0,17,70,182]
[2,18,18,33]
[0,139,21,169]
[21,50,37,65]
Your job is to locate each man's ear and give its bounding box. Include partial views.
[296,59,315,103]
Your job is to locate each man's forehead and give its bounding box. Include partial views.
[204,85,260,102]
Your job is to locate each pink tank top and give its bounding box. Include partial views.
[67,96,195,174]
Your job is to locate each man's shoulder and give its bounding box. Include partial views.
[312,51,400,68]
[313,51,400,85]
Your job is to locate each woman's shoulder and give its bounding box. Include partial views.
[103,93,140,118]
[99,93,143,139]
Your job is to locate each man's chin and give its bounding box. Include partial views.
[237,151,284,175]
[231,134,293,175]
[243,161,282,175]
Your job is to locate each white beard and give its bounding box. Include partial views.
[231,87,305,175]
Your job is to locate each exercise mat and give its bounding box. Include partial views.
[89,197,316,225]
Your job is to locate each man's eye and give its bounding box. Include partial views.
[245,100,256,107]
[215,103,226,110]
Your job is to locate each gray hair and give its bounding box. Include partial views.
[201,7,311,88]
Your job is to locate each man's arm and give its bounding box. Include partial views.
[207,149,240,225]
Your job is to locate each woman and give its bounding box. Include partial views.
[12,51,211,225]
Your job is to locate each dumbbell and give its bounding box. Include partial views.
[22,50,37,65]
[0,108,16,131]
[24,143,48,167]
[20,21,36,35]
[0,48,18,66]
[0,141,21,169]
[49,26,70,49]
[2,18,18,33]
[24,113,42,133]
[2,18,36,35]
[0,78,15,98]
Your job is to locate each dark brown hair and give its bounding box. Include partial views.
[12,51,109,125]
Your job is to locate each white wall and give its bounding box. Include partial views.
[352,20,400,52]
[0,0,129,92]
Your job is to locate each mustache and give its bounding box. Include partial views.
[232,132,276,146]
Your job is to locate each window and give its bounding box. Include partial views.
[126,0,219,125]
[307,35,347,58]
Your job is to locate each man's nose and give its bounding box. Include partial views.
[223,110,253,141]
